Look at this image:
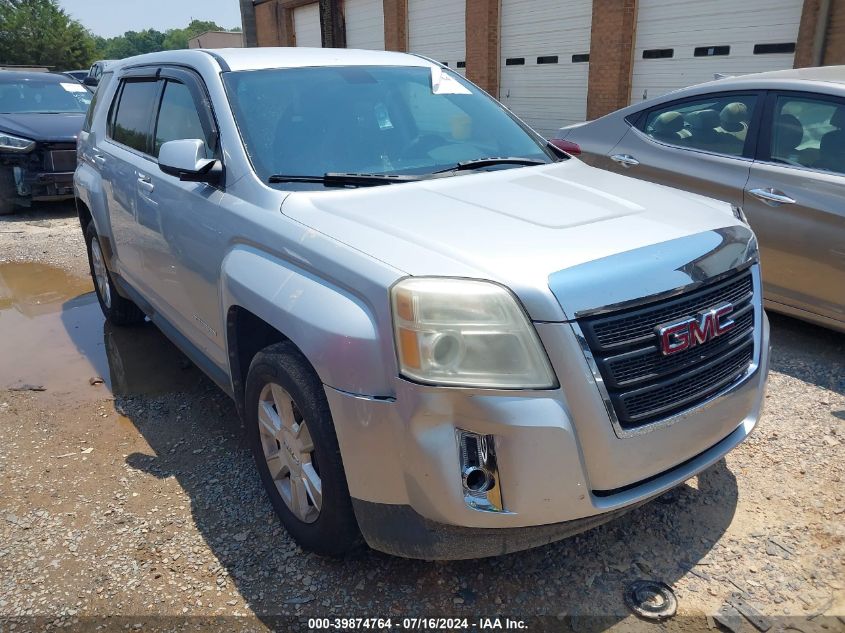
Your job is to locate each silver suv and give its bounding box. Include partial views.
[74,48,770,560]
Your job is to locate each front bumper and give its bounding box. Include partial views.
[2,147,76,204]
[325,314,769,559]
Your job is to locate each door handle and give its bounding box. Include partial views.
[749,188,796,206]
[92,154,106,166]
[611,154,640,168]
[137,174,155,193]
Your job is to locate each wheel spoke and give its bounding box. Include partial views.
[301,463,322,512]
[265,451,287,479]
[290,475,311,519]
[258,401,281,439]
[270,384,296,431]
[296,420,314,453]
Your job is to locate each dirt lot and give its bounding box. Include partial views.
[1,203,843,632]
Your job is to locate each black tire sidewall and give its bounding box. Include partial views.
[84,222,144,326]
[245,343,360,556]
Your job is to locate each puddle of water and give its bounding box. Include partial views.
[0,262,204,400]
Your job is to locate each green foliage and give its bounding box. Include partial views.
[0,0,97,69]
[0,2,240,71]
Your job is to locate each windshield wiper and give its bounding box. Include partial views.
[268,172,427,187]
[434,157,547,174]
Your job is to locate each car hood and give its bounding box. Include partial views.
[281,160,750,321]
[0,112,84,144]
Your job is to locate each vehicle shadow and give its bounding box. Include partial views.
[0,200,77,224]
[62,315,739,627]
[767,311,844,395]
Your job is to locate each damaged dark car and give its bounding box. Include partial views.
[0,71,92,215]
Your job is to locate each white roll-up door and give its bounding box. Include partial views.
[408,0,466,74]
[344,0,385,50]
[294,3,322,48]
[631,0,803,103]
[499,0,592,137]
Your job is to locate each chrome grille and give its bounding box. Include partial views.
[579,269,756,429]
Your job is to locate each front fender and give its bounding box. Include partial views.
[74,158,115,261]
[221,244,394,397]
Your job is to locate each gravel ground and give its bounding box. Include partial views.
[1,204,843,632]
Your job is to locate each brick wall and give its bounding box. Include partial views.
[383,0,408,51]
[586,0,637,120]
[255,0,282,46]
[465,0,499,95]
[823,0,845,64]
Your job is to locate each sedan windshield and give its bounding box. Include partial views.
[223,66,554,185]
[0,77,92,114]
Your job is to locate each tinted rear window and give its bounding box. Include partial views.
[111,79,159,154]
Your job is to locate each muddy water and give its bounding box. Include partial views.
[0,262,204,400]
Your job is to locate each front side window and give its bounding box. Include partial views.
[769,95,845,175]
[110,79,160,154]
[154,80,213,157]
[0,77,92,114]
[223,65,552,184]
[642,94,758,157]
[82,72,113,133]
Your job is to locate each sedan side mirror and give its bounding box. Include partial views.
[82,76,98,87]
[158,139,222,184]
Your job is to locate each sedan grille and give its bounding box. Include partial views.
[578,269,756,429]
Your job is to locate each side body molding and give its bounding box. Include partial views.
[221,244,393,397]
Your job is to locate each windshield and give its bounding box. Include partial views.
[0,78,92,114]
[223,66,553,185]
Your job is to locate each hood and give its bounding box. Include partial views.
[281,160,749,321]
[0,112,84,144]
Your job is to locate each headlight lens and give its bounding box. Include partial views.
[391,278,557,389]
[0,132,35,153]
[731,204,749,225]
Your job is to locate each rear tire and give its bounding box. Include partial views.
[245,341,361,557]
[0,167,19,216]
[85,222,145,326]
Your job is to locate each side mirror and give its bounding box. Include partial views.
[82,76,98,87]
[158,139,222,184]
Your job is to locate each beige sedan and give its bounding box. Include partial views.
[552,66,845,333]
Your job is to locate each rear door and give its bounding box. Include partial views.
[606,91,763,207]
[743,91,845,325]
[101,74,162,286]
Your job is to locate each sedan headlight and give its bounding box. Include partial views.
[391,278,557,389]
[0,132,35,153]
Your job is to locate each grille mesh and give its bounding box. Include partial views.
[579,270,756,429]
[587,274,753,350]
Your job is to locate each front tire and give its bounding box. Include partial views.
[245,342,360,557]
[85,222,145,326]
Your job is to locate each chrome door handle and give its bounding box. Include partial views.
[92,154,106,166]
[611,154,640,168]
[137,175,154,193]
[749,188,796,206]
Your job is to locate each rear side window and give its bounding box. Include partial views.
[642,94,757,157]
[153,80,213,158]
[82,72,113,133]
[768,95,845,175]
[110,79,160,154]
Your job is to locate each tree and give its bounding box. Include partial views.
[0,0,97,69]
[162,19,223,51]
[98,28,166,59]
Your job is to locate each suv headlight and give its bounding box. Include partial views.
[391,278,557,389]
[0,132,35,153]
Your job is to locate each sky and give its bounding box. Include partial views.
[57,0,243,37]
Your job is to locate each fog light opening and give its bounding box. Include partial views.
[457,429,505,513]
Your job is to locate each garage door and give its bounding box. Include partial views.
[408,0,466,74]
[631,0,803,103]
[499,0,592,138]
[294,3,322,47]
[344,0,384,50]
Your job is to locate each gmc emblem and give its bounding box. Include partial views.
[656,303,736,356]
